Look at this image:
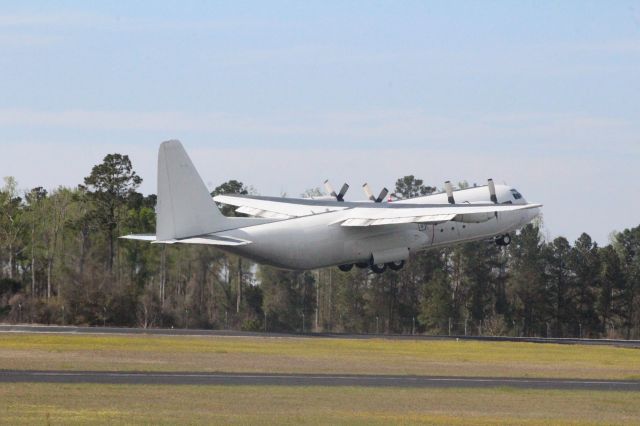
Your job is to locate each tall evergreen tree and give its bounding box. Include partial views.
[569,233,600,337]
[463,241,499,331]
[598,245,625,335]
[393,175,435,199]
[613,226,640,339]
[546,237,573,336]
[83,154,142,272]
[508,224,548,336]
[419,268,453,333]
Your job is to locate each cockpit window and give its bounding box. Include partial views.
[510,189,523,200]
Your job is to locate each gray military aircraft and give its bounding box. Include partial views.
[122,140,541,273]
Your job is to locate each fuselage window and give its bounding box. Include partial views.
[510,189,523,200]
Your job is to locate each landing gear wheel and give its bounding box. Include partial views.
[370,263,387,274]
[355,262,369,269]
[387,260,405,271]
[338,264,353,272]
[495,234,512,246]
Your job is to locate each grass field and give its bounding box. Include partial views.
[1,332,639,425]
[2,383,640,425]
[1,333,639,379]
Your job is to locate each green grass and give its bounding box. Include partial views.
[1,333,639,424]
[1,332,639,379]
[1,384,639,425]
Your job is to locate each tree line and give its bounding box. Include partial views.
[1,154,639,338]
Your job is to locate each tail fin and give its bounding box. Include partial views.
[156,140,229,240]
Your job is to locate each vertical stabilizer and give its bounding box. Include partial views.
[156,140,226,240]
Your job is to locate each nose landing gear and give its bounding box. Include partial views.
[495,234,512,246]
[370,263,387,274]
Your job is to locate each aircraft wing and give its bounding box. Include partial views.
[331,203,542,227]
[214,194,349,218]
[214,194,542,227]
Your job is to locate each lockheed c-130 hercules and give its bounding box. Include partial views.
[122,140,542,273]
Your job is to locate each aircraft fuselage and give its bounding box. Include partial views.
[217,185,538,270]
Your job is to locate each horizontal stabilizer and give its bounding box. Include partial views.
[121,234,251,246]
[120,234,157,241]
[154,235,252,246]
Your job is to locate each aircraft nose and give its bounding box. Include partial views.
[520,206,541,226]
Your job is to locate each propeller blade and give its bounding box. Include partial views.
[487,178,498,204]
[324,180,338,198]
[444,181,455,204]
[362,183,376,202]
[377,187,389,203]
[337,183,349,201]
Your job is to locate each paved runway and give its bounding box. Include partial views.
[1,370,639,390]
[2,324,639,347]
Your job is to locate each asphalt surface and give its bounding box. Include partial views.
[2,324,639,347]
[1,370,639,390]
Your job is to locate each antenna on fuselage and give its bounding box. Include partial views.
[487,178,498,204]
[444,181,455,204]
[363,183,388,203]
[324,180,349,202]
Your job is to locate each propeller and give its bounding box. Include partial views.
[444,181,455,204]
[362,183,388,203]
[324,180,349,202]
[487,178,498,204]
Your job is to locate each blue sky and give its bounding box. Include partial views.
[1,1,639,244]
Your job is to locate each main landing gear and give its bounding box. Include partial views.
[387,260,405,271]
[495,234,512,247]
[338,259,405,274]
